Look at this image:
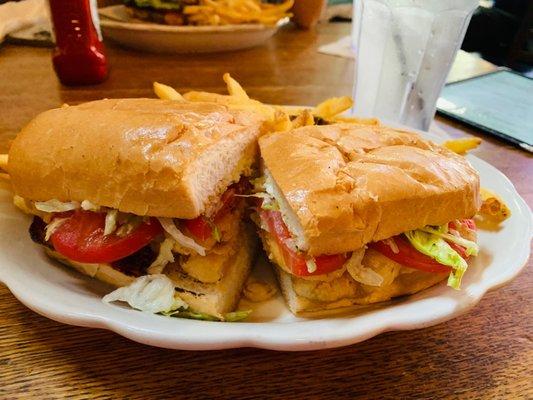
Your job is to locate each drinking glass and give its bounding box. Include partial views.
[352,0,479,130]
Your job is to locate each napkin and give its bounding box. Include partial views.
[0,0,48,43]
[318,34,354,59]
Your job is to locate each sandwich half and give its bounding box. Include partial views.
[254,123,481,317]
[8,98,264,319]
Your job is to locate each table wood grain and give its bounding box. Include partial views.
[0,23,531,400]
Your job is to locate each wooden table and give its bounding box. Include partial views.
[0,23,531,399]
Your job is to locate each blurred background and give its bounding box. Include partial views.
[0,0,531,146]
[1,0,531,74]
[101,0,532,74]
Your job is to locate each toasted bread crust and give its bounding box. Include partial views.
[8,99,263,219]
[259,123,481,255]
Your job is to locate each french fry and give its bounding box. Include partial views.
[183,0,292,26]
[183,90,225,103]
[478,188,511,222]
[443,137,482,155]
[153,76,371,133]
[153,82,185,101]
[223,73,249,99]
[270,110,292,132]
[0,173,9,182]
[260,0,293,14]
[183,91,276,120]
[0,154,7,171]
[185,90,256,108]
[184,73,278,121]
[332,116,380,125]
[291,109,315,129]
[274,105,308,117]
[314,96,353,119]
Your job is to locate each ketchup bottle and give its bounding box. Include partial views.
[48,0,108,85]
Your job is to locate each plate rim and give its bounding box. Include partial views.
[0,126,531,351]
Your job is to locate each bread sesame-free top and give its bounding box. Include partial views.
[8,99,264,219]
[259,123,481,256]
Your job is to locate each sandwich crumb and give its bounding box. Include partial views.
[243,277,277,302]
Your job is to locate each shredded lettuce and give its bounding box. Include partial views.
[305,258,317,274]
[163,309,252,322]
[212,225,222,243]
[147,237,175,274]
[224,310,252,322]
[164,310,219,321]
[158,217,206,256]
[80,200,100,212]
[34,199,79,213]
[103,274,187,313]
[404,230,468,290]
[239,191,279,211]
[346,250,383,286]
[261,201,280,211]
[115,215,143,237]
[447,267,466,291]
[420,227,479,257]
[235,193,271,200]
[104,209,118,236]
[103,275,251,321]
[284,238,299,252]
[44,218,68,241]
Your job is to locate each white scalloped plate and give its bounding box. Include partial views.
[98,5,288,54]
[0,130,530,351]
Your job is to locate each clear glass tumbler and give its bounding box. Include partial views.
[352,0,479,131]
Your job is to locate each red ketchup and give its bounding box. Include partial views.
[48,0,108,85]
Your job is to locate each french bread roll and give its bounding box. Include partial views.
[259,123,481,256]
[8,99,264,219]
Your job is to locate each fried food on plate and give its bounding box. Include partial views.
[479,188,511,222]
[153,82,185,101]
[443,137,482,154]
[153,74,379,133]
[125,0,293,26]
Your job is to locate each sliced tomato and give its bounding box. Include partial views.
[215,185,239,217]
[449,218,476,231]
[259,210,348,277]
[448,242,469,259]
[50,210,163,263]
[369,237,452,273]
[447,219,476,258]
[184,217,213,242]
[216,177,250,217]
[463,219,476,230]
[183,179,248,242]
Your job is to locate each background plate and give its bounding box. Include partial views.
[0,130,530,351]
[99,5,288,54]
